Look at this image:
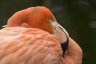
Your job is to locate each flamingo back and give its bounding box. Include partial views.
[0,27,65,64]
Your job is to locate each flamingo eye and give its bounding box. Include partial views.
[48,19,56,26]
[51,21,56,26]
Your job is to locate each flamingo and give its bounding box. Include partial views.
[0,6,82,64]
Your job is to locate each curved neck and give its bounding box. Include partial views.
[7,8,54,34]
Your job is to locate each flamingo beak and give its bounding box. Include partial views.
[49,19,69,55]
[49,19,69,43]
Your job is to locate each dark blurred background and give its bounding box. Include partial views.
[0,0,96,64]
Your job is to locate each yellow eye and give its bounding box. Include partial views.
[51,21,56,26]
[48,19,57,26]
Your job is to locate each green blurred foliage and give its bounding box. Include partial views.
[0,0,96,64]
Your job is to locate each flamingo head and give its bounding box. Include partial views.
[7,6,69,53]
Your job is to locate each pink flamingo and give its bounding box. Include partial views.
[0,6,82,64]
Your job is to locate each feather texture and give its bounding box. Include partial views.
[0,27,65,64]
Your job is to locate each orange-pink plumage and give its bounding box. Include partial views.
[0,27,65,64]
[0,6,82,64]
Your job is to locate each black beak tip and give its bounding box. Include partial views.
[61,37,69,55]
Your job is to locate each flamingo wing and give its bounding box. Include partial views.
[0,27,64,64]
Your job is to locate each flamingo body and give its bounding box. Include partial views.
[0,6,82,64]
[0,27,64,64]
